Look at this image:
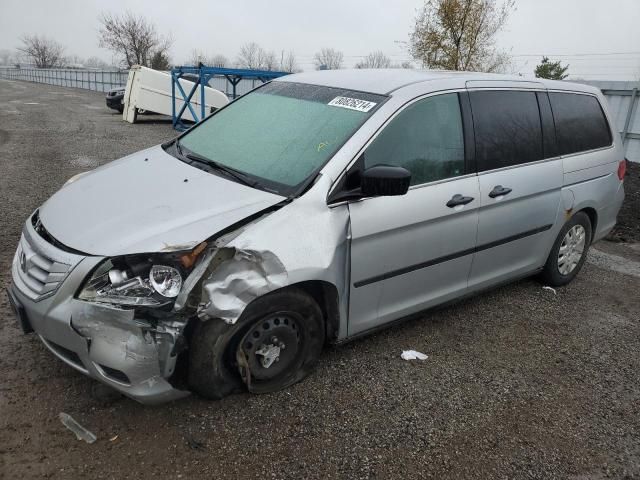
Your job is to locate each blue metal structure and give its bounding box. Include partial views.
[171,66,289,130]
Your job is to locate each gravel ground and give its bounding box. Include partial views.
[1,79,640,480]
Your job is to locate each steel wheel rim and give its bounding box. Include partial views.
[557,225,586,275]
[239,313,302,381]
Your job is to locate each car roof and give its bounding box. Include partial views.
[275,69,599,96]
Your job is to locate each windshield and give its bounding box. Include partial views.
[177,82,386,195]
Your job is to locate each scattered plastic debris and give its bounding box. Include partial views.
[542,286,557,295]
[109,435,119,442]
[59,412,97,444]
[401,350,428,361]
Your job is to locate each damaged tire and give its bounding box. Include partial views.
[188,288,324,399]
[540,211,592,287]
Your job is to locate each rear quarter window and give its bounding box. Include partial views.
[548,92,612,155]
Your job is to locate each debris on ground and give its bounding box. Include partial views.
[401,350,428,361]
[59,413,97,444]
[185,435,206,451]
[542,286,557,295]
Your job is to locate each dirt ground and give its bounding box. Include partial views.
[1,80,640,479]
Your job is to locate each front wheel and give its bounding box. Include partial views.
[188,288,324,399]
[540,212,592,287]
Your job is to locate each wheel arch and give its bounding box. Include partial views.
[578,206,598,243]
[280,280,341,344]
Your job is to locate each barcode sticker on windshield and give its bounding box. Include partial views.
[328,96,377,112]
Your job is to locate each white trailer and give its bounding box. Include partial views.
[122,66,229,123]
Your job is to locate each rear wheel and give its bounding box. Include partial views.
[540,211,592,287]
[188,288,324,399]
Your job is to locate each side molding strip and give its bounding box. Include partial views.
[353,224,553,288]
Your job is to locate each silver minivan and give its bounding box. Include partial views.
[8,70,626,404]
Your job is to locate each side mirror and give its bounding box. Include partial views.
[361,165,411,197]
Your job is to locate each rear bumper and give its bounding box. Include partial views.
[9,219,189,405]
[593,181,625,242]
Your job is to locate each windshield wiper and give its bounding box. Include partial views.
[175,138,184,156]
[183,150,260,189]
[173,139,261,189]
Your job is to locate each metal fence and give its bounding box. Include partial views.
[0,66,260,97]
[0,67,129,92]
[207,76,263,98]
[581,81,640,163]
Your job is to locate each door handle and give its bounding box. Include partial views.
[488,185,512,198]
[446,194,475,208]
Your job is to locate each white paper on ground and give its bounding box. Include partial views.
[401,350,428,361]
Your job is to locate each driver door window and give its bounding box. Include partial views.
[363,93,465,185]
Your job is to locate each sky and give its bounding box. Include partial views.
[1,0,639,80]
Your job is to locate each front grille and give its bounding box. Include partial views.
[14,234,72,301]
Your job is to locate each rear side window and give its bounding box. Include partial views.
[363,93,465,186]
[469,90,544,171]
[548,92,612,155]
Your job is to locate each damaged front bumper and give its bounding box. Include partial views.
[9,222,189,405]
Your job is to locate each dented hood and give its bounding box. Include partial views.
[39,145,284,256]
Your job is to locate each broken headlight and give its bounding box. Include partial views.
[149,265,183,297]
[78,255,185,307]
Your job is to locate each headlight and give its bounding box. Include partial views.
[78,255,185,307]
[149,265,182,297]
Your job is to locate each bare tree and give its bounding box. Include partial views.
[261,51,278,71]
[280,51,300,73]
[236,42,261,69]
[355,51,392,69]
[314,48,344,70]
[98,11,172,68]
[210,54,228,68]
[0,49,15,66]
[236,42,278,70]
[17,35,64,68]
[65,54,85,67]
[189,49,208,66]
[85,56,110,68]
[410,0,514,72]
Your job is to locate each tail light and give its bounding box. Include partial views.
[618,159,627,180]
